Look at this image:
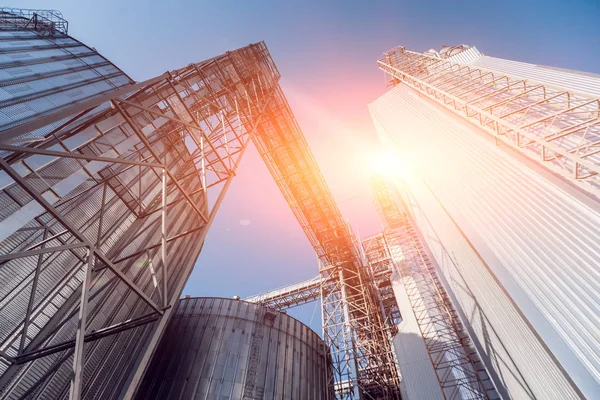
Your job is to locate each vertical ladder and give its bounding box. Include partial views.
[371,173,498,399]
[243,308,276,399]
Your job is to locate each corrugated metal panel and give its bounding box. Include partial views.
[369,84,599,399]
[0,26,134,143]
[391,274,444,400]
[135,297,331,400]
[466,55,600,97]
[0,17,206,398]
[445,46,482,65]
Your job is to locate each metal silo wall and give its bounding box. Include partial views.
[135,297,331,400]
[0,118,205,399]
[0,17,207,398]
[464,55,600,98]
[369,84,599,399]
[0,18,134,140]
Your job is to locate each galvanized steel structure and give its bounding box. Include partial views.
[135,297,332,399]
[372,44,600,398]
[245,235,402,399]
[0,8,286,399]
[359,233,401,334]
[245,276,322,310]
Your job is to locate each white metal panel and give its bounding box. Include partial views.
[391,274,444,400]
[369,84,598,399]
[465,55,600,97]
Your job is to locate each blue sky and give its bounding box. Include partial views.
[15,0,600,333]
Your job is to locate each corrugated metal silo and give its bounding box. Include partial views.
[135,297,332,400]
[0,8,134,141]
[0,9,283,399]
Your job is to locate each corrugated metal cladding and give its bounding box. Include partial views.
[456,53,600,98]
[444,46,482,65]
[390,274,444,400]
[369,83,600,399]
[0,17,134,141]
[0,14,206,399]
[135,297,331,400]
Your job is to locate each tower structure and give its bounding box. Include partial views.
[245,233,403,399]
[370,174,496,400]
[371,44,600,399]
[0,8,286,399]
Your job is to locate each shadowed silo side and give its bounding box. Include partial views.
[135,297,331,400]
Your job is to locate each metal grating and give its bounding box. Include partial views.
[0,8,68,36]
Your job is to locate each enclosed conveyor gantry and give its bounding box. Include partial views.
[250,82,401,400]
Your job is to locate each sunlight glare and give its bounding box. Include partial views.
[367,150,409,178]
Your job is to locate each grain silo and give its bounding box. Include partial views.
[134,297,332,399]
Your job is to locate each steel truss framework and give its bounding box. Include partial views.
[244,275,321,309]
[0,28,281,399]
[0,8,68,36]
[371,174,495,400]
[244,233,403,330]
[378,47,600,197]
[245,237,402,399]
[0,9,402,399]
[249,68,401,398]
[360,234,402,334]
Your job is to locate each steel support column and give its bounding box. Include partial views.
[68,248,93,400]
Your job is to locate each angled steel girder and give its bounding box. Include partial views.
[244,276,322,309]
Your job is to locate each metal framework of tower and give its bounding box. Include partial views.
[360,233,402,334]
[370,174,493,400]
[378,46,600,198]
[0,8,292,399]
[0,8,402,399]
[245,234,402,399]
[251,72,401,400]
[244,235,402,333]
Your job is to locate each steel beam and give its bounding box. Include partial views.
[113,101,210,225]
[0,157,164,315]
[0,72,170,143]
[0,242,87,262]
[68,248,93,400]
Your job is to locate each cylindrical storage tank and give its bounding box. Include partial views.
[135,297,332,399]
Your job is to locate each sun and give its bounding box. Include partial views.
[367,150,408,178]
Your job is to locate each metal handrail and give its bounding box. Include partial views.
[0,7,68,34]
